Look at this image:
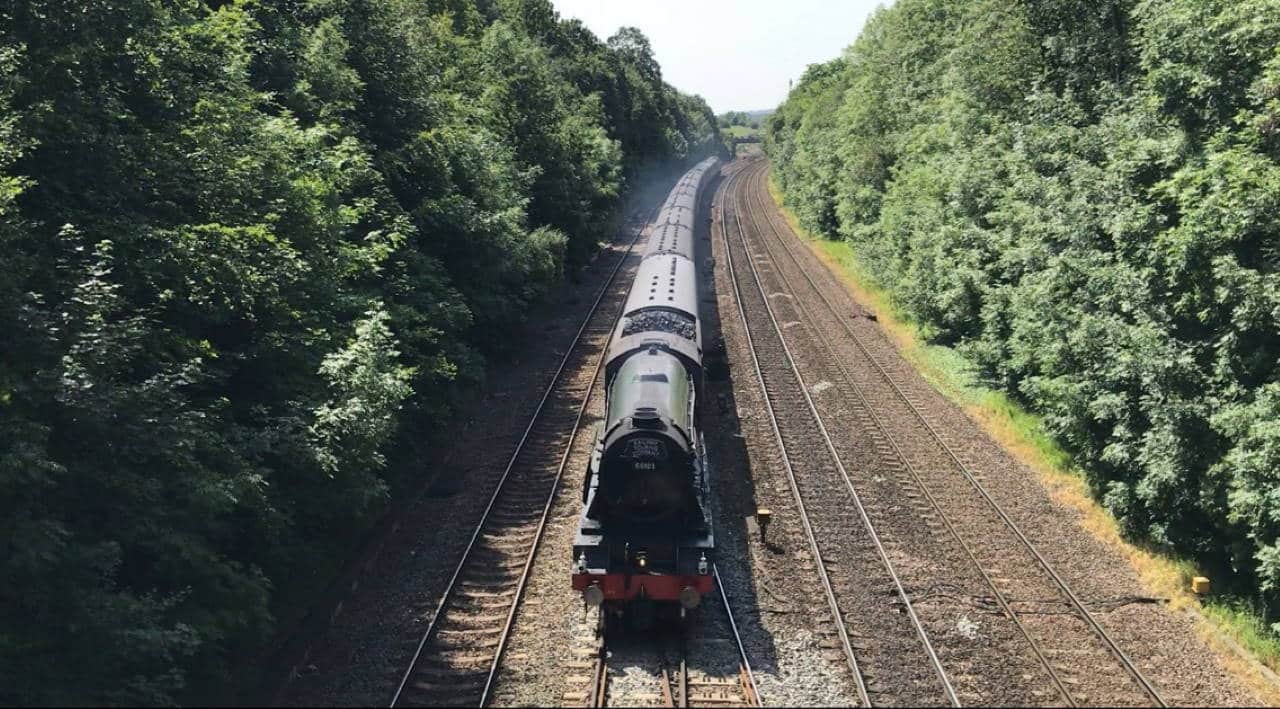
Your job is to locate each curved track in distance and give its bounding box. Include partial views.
[719,161,959,707]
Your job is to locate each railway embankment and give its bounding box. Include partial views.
[764,1,1280,692]
[726,156,1267,705]
[774,178,1280,706]
[276,181,669,706]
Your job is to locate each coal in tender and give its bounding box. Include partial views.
[622,310,697,341]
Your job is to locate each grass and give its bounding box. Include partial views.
[724,124,758,138]
[766,176,1280,701]
[1203,599,1280,672]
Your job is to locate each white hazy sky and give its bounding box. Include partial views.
[550,0,886,113]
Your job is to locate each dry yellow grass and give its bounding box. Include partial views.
[764,174,1280,703]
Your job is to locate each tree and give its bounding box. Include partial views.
[0,0,723,702]
[766,0,1280,619]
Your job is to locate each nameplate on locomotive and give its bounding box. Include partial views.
[623,438,667,465]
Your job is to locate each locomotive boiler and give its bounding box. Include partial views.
[572,157,719,624]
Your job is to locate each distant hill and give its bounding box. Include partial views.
[717,108,775,135]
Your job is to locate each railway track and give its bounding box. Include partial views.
[733,159,1168,707]
[387,200,660,708]
[718,161,958,706]
[585,566,760,708]
[731,161,1064,705]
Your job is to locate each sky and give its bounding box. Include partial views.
[550,0,886,114]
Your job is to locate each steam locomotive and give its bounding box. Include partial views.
[572,158,720,625]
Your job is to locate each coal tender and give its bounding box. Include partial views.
[573,157,720,625]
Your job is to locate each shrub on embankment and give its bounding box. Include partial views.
[0,0,720,703]
[766,0,1280,623]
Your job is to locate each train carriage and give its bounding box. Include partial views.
[573,157,720,625]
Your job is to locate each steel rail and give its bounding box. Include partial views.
[746,161,1168,707]
[713,563,762,707]
[737,162,1074,705]
[717,161,870,706]
[390,195,661,707]
[591,615,608,709]
[678,654,688,708]
[723,160,959,706]
[662,666,677,707]
[477,298,619,706]
[592,565,760,708]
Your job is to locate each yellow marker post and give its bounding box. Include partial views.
[756,508,773,542]
[1192,576,1211,595]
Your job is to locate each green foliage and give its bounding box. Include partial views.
[718,110,750,128]
[311,305,414,491]
[768,0,1280,622]
[718,109,772,129]
[0,0,721,702]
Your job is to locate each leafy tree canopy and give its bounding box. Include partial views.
[0,0,721,702]
[767,0,1280,625]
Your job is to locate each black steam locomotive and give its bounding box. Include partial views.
[573,158,719,624]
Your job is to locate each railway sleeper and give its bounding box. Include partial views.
[1043,646,1109,657]
[429,631,502,650]
[481,504,540,522]
[484,492,548,510]
[456,576,520,593]
[494,485,553,501]
[465,551,528,569]
[462,568,520,584]
[485,513,544,530]
[476,532,536,550]
[450,594,517,612]
[486,505,546,521]
[688,676,741,688]
[511,447,566,468]
[432,606,506,629]
[411,653,494,671]
[434,615,506,634]
[408,676,485,693]
[443,612,510,630]
[408,663,490,680]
